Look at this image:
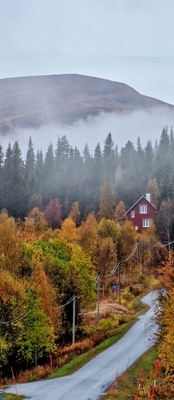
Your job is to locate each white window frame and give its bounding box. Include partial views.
[142,219,151,228]
[135,226,138,231]
[131,211,135,218]
[139,205,147,214]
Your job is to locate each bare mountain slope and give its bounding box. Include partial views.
[0,74,174,134]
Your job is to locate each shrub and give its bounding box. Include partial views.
[18,365,51,383]
[122,288,134,300]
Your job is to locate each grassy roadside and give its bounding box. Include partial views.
[4,396,24,400]
[104,345,159,399]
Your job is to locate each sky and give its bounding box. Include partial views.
[1,0,174,105]
[0,0,174,157]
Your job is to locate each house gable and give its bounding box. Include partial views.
[125,195,156,233]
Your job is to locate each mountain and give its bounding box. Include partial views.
[0,74,174,134]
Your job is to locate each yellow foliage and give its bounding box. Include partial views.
[77,213,98,259]
[0,215,20,272]
[59,217,78,242]
[0,269,24,305]
[158,259,174,374]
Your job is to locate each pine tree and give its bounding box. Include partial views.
[42,143,56,203]
[103,133,115,182]
[35,150,44,194]
[4,142,26,218]
[144,140,154,176]
[3,143,13,212]
[25,137,36,202]
[93,142,103,187]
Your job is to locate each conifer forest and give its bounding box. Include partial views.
[0,126,173,220]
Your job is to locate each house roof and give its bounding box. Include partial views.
[124,195,157,217]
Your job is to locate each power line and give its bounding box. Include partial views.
[0,310,31,324]
[57,295,76,310]
[100,241,138,280]
[102,262,119,278]
[121,241,138,263]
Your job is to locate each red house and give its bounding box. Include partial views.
[125,194,156,233]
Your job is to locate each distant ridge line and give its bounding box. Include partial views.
[0,73,173,134]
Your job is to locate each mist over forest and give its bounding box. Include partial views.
[0,123,173,226]
[0,107,174,158]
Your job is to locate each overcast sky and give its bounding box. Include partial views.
[0,0,174,104]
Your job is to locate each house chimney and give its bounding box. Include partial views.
[146,193,151,202]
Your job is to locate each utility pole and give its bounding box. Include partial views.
[118,262,121,305]
[72,295,76,344]
[97,272,100,322]
[137,239,142,275]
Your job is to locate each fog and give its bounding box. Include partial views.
[0,107,174,159]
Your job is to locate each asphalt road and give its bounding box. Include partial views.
[5,291,158,400]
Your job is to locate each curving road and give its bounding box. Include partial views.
[5,291,158,400]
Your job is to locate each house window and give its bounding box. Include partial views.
[139,205,147,214]
[131,211,135,218]
[142,219,151,228]
[135,226,138,230]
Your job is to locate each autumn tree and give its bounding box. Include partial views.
[26,207,48,234]
[34,239,96,340]
[117,221,136,278]
[114,200,126,223]
[97,218,120,246]
[98,175,116,220]
[0,269,25,371]
[44,198,62,229]
[16,289,56,367]
[0,214,20,273]
[94,237,117,294]
[69,202,81,226]
[115,165,122,183]
[59,217,78,243]
[29,258,60,339]
[77,213,98,260]
[158,260,174,375]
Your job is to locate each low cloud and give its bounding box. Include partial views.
[0,107,173,159]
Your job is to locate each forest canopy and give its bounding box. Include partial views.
[0,126,173,221]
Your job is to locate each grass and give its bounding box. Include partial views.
[104,345,159,399]
[4,394,24,400]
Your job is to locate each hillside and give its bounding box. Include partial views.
[0,74,174,134]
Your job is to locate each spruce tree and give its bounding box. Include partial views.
[42,143,56,204]
[24,137,36,202]
[4,141,26,218]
